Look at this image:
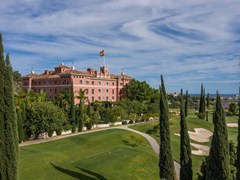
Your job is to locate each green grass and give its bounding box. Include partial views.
[130,109,238,179]
[19,129,159,180]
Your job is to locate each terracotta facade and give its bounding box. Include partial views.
[22,63,132,104]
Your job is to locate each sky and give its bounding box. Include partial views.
[0,0,239,94]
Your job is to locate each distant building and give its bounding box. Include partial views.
[22,63,132,104]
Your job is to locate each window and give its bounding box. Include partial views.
[112,96,114,100]
[92,81,94,85]
[80,80,82,84]
[112,82,114,86]
[106,97,109,101]
[98,97,101,100]
[106,82,108,85]
[106,89,108,93]
[98,82,101,85]
[120,83,123,86]
[92,97,94,102]
[98,89,101,93]
[50,89,51,92]
[92,89,94,94]
[86,81,89,85]
[55,81,57,84]
[112,89,114,94]
[86,89,88,94]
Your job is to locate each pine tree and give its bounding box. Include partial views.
[159,75,175,180]
[206,92,229,180]
[0,46,19,179]
[17,108,24,143]
[70,83,76,133]
[236,87,240,179]
[198,83,205,119]
[185,90,188,117]
[180,96,192,180]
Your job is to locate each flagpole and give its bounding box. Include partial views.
[104,55,105,66]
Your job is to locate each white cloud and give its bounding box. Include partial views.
[0,0,239,93]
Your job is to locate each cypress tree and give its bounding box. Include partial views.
[17,108,24,143]
[70,83,76,133]
[185,90,188,117]
[0,49,19,179]
[198,83,205,119]
[236,87,240,179]
[207,93,210,109]
[180,96,192,180]
[0,32,6,180]
[77,100,84,132]
[159,75,175,180]
[206,92,229,180]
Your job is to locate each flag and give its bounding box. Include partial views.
[100,50,104,56]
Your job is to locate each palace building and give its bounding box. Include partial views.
[22,63,132,104]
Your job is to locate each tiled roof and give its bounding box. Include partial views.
[55,65,71,69]
[22,73,39,78]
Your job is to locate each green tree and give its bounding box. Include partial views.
[237,90,240,179]
[197,157,209,180]
[0,33,5,179]
[198,84,205,119]
[0,39,19,179]
[25,101,66,138]
[185,90,188,117]
[206,93,210,109]
[159,75,175,180]
[180,97,192,180]
[206,92,229,180]
[123,79,155,102]
[70,84,76,133]
[228,102,237,116]
[17,108,24,143]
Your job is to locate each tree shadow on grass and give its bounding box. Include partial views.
[50,162,107,180]
[76,167,107,180]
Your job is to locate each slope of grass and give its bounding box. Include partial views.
[19,129,158,180]
[130,109,238,179]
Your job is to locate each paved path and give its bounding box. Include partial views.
[20,124,180,179]
[115,126,180,180]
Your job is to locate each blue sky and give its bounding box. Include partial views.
[0,0,239,94]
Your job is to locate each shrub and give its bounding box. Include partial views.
[198,112,205,119]
[48,130,54,137]
[122,120,127,125]
[56,128,62,136]
[129,120,134,124]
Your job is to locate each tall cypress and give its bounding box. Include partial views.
[236,87,240,179]
[159,75,175,180]
[70,83,76,133]
[185,90,188,117]
[180,96,192,180]
[206,92,229,180]
[0,48,19,179]
[0,32,6,180]
[198,83,205,119]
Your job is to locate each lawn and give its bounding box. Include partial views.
[130,109,238,179]
[19,129,159,180]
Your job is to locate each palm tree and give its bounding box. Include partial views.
[76,89,87,105]
[58,90,71,111]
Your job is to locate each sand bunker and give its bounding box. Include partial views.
[227,123,238,127]
[175,128,212,143]
[191,143,210,156]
